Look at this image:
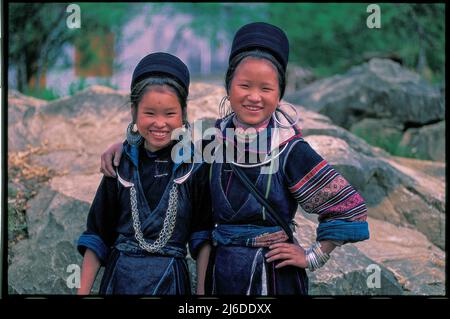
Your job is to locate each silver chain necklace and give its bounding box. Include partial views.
[130,183,178,253]
[117,169,178,253]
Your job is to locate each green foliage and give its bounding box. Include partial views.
[352,125,419,159]
[9,3,444,95]
[268,3,444,83]
[23,87,61,101]
[78,3,140,34]
[162,3,445,83]
[68,78,89,96]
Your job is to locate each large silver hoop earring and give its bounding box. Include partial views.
[126,122,143,146]
[219,96,233,119]
[273,101,300,128]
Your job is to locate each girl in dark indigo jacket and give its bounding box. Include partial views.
[77,53,212,295]
[201,22,369,295]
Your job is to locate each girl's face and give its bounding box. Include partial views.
[229,57,280,126]
[133,85,183,152]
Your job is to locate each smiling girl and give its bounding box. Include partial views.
[77,53,212,295]
[203,22,370,295]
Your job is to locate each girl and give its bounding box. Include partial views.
[101,23,370,295]
[204,22,369,295]
[77,52,212,295]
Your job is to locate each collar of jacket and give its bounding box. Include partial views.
[122,140,195,175]
[215,113,302,153]
[122,140,204,180]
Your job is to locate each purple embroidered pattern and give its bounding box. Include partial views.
[289,160,367,223]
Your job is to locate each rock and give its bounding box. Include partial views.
[360,51,404,65]
[286,58,443,130]
[8,90,48,151]
[295,213,404,295]
[7,185,104,294]
[374,156,445,249]
[354,218,445,295]
[187,82,225,122]
[42,85,129,118]
[389,156,445,183]
[285,59,444,159]
[296,106,390,159]
[400,121,445,161]
[350,118,404,153]
[9,86,130,175]
[285,64,316,93]
[7,83,445,294]
[304,134,445,249]
[50,173,102,204]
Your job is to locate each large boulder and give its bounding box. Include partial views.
[297,212,444,295]
[286,58,443,129]
[354,218,445,295]
[9,86,131,174]
[285,59,444,160]
[187,82,225,122]
[285,64,316,93]
[7,83,445,294]
[295,213,404,295]
[8,185,102,294]
[303,134,445,249]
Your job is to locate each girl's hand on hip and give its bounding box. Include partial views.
[265,242,308,269]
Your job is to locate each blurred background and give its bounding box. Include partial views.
[8,3,445,96]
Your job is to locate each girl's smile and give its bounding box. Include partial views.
[149,130,170,139]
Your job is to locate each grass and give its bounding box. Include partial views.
[352,126,420,159]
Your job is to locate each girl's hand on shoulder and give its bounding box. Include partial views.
[100,142,123,177]
[265,242,308,269]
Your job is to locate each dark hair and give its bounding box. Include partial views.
[225,49,286,100]
[130,76,188,122]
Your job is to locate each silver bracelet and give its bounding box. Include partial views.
[306,241,330,272]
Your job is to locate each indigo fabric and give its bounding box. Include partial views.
[205,115,369,295]
[78,141,212,295]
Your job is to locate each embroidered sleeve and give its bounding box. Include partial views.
[283,140,369,243]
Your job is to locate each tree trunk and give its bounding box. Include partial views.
[25,51,40,91]
[16,55,28,92]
